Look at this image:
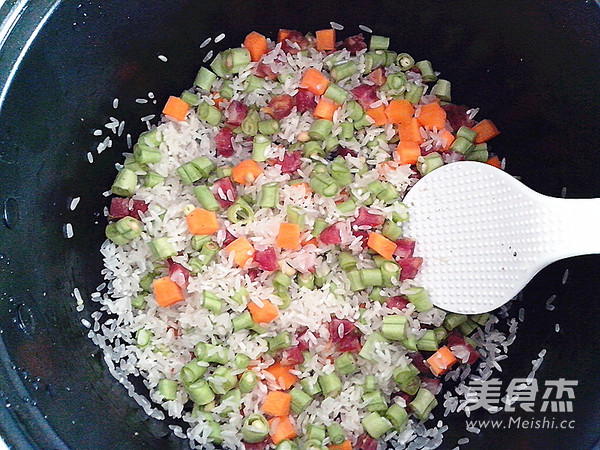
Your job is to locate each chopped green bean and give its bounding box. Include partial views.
[405,83,424,104]
[258,182,280,208]
[363,375,377,393]
[194,185,220,211]
[227,198,254,224]
[197,101,222,126]
[194,67,217,91]
[133,143,162,164]
[268,331,291,352]
[396,53,415,71]
[202,291,222,315]
[363,389,388,412]
[306,424,326,442]
[318,373,343,397]
[382,220,403,241]
[136,328,152,348]
[361,412,392,439]
[219,79,234,99]
[187,379,215,405]
[194,342,228,364]
[330,61,358,81]
[310,172,338,197]
[148,237,177,260]
[405,286,433,312]
[416,330,439,351]
[324,83,349,104]
[409,387,438,421]
[239,370,258,393]
[297,273,315,290]
[347,270,365,292]
[345,100,364,122]
[312,218,329,237]
[335,352,358,375]
[144,172,165,188]
[241,110,260,136]
[417,152,444,176]
[330,158,353,186]
[290,387,313,414]
[359,332,388,362]
[181,359,208,385]
[111,168,137,197]
[209,366,237,394]
[309,119,333,141]
[223,48,251,73]
[370,35,390,51]
[244,75,264,92]
[338,252,358,272]
[431,79,451,102]
[386,403,408,431]
[258,119,280,136]
[242,413,269,443]
[327,422,345,445]
[131,294,147,309]
[381,314,408,340]
[303,140,325,158]
[158,379,178,401]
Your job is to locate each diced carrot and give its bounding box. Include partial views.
[316,28,336,52]
[268,416,297,445]
[472,119,500,143]
[486,155,502,169]
[186,208,219,235]
[313,98,340,121]
[276,223,301,250]
[232,159,263,185]
[439,129,455,150]
[265,361,298,389]
[212,92,227,109]
[262,391,292,416]
[300,68,330,96]
[302,238,318,247]
[396,117,423,143]
[426,346,458,376]
[225,236,255,268]
[244,31,269,62]
[277,29,292,43]
[153,276,184,307]
[365,105,387,126]
[367,232,397,260]
[416,102,446,130]
[328,441,352,450]
[395,141,421,165]
[291,182,311,196]
[384,99,415,124]
[162,96,190,121]
[248,299,279,324]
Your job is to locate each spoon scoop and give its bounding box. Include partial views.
[402,161,599,314]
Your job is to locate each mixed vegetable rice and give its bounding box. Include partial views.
[92,28,504,449]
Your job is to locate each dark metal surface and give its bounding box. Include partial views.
[0,1,599,449]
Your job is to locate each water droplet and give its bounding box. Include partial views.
[3,198,19,229]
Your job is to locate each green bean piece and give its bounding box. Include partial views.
[383,50,398,66]
[196,241,219,267]
[396,53,415,71]
[431,79,451,102]
[459,318,479,336]
[108,216,143,244]
[415,60,437,83]
[345,100,364,122]
[136,329,152,348]
[360,268,384,287]
[381,315,408,341]
[338,252,357,272]
[370,35,390,51]
[242,413,269,443]
[148,237,176,260]
[330,158,353,186]
[381,261,401,288]
[336,199,356,215]
[181,91,200,107]
[234,353,251,370]
[347,270,365,292]
[197,101,222,126]
[405,84,425,105]
[404,286,433,312]
[239,370,258,393]
[133,143,162,164]
[361,412,392,439]
[359,332,388,362]
[227,198,254,224]
[306,424,326,442]
[181,359,208,386]
[187,379,215,405]
[194,185,220,212]
[393,364,420,395]
[241,110,260,136]
[340,122,355,140]
[327,422,345,445]
[219,80,234,100]
[244,75,264,92]
[318,373,343,398]
[417,330,439,351]
[364,51,386,73]
[290,387,313,414]
[363,389,388,412]
[223,47,251,74]
[232,311,254,332]
[194,342,228,364]
[202,291,223,315]
[231,287,249,305]
[376,182,399,203]
[369,288,386,303]
[383,72,407,93]
[297,273,315,290]
[177,162,202,185]
[194,67,217,91]
[219,388,242,417]
[287,206,306,229]
[324,83,349,104]
[324,135,339,153]
[144,172,165,188]
[311,218,329,237]
[111,168,137,197]
[409,387,438,421]
[268,331,291,353]
[363,375,377,392]
[335,352,358,375]
[309,119,333,141]
[131,294,147,309]
[386,403,409,431]
[382,220,403,241]
[158,379,178,401]
[353,114,373,130]
[310,173,338,197]
[303,141,324,158]
[417,152,444,176]
[209,52,227,77]
[465,143,489,162]
[276,440,299,450]
[330,61,358,81]
[258,119,280,135]
[209,366,237,394]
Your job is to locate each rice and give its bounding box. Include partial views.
[90,28,517,450]
[158,54,168,62]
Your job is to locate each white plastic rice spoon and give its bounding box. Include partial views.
[402,161,598,314]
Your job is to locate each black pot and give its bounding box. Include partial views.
[0,1,599,449]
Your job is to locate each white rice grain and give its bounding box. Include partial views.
[69,197,81,211]
[158,54,168,62]
[203,50,213,63]
[359,24,373,33]
[64,223,74,239]
[214,33,225,43]
[200,37,212,48]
